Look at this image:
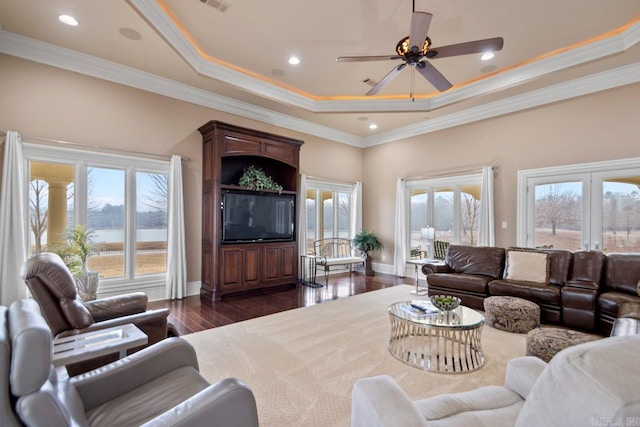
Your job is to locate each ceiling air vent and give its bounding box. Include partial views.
[362,78,377,87]
[200,0,230,13]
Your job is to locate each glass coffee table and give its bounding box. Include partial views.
[388,301,485,373]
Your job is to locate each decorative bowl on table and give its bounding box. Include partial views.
[430,295,461,312]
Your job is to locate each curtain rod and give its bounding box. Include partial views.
[406,165,496,181]
[1,130,190,163]
[306,175,357,186]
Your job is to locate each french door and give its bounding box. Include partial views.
[520,161,640,254]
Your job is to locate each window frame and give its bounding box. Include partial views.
[406,173,483,258]
[305,180,354,249]
[22,142,170,294]
[517,157,640,251]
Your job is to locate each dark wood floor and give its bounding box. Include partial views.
[148,272,413,336]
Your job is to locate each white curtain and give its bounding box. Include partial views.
[165,155,187,299]
[350,181,362,238]
[478,166,495,246]
[393,178,407,277]
[0,131,28,305]
[297,173,307,279]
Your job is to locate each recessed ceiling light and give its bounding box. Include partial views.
[288,56,300,65]
[58,15,78,26]
[481,52,495,61]
[369,124,378,130]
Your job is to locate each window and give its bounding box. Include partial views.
[305,180,353,254]
[24,143,170,290]
[518,158,640,253]
[407,173,482,259]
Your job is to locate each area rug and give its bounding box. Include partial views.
[183,285,527,426]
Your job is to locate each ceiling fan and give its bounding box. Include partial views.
[337,7,504,95]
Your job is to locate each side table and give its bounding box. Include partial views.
[53,323,148,369]
[300,254,323,288]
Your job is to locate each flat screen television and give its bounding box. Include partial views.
[221,189,296,243]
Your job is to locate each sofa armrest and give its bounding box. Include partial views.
[56,309,169,338]
[71,338,197,411]
[564,280,599,290]
[422,263,450,275]
[351,375,428,427]
[504,356,547,399]
[84,292,148,321]
[141,378,259,427]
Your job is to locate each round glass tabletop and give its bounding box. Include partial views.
[388,300,484,330]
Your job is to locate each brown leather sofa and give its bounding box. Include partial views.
[422,245,640,333]
[597,254,640,334]
[21,252,170,375]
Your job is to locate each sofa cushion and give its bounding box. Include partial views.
[426,273,491,294]
[445,245,505,279]
[505,249,550,284]
[489,280,561,305]
[597,291,640,319]
[604,254,640,295]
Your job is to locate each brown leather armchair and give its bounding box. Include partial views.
[21,252,170,375]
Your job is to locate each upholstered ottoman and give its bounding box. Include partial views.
[526,327,601,362]
[483,296,540,334]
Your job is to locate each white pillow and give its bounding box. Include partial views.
[505,249,550,284]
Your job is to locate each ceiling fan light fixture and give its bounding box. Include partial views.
[396,36,431,57]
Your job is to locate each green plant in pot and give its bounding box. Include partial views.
[352,229,383,276]
[51,224,100,301]
[238,165,283,193]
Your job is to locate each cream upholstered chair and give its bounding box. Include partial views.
[2,299,259,427]
[352,335,640,427]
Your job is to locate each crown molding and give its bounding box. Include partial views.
[130,1,640,114]
[363,62,640,147]
[0,29,362,147]
[1,28,638,148]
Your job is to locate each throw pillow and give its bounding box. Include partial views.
[505,249,550,284]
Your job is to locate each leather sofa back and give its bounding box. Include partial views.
[539,249,573,286]
[21,252,94,335]
[445,245,505,279]
[570,250,606,283]
[604,253,640,294]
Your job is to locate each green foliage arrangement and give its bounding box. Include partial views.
[238,166,283,193]
[352,229,383,255]
[51,224,96,274]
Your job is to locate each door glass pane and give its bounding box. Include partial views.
[409,190,429,259]
[534,182,582,250]
[87,167,125,278]
[434,188,454,242]
[322,190,333,239]
[28,161,74,255]
[337,192,350,238]
[602,177,640,253]
[136,172,168,275]
[305,189,316,254]
[460,186,481,245]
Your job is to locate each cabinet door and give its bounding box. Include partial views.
[281,245,296,279]
[243,247,261,286]
[263,247,281,281]
[220,248,243,289]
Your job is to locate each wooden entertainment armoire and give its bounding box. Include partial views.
[198,121,303,300]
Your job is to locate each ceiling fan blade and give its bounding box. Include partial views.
[366,64,406,96]
[416,61,452,92]
[429,37,504,59]
[409,12,433,51]
[337,55,402,62]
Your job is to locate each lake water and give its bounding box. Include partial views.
[35,228,167,243]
